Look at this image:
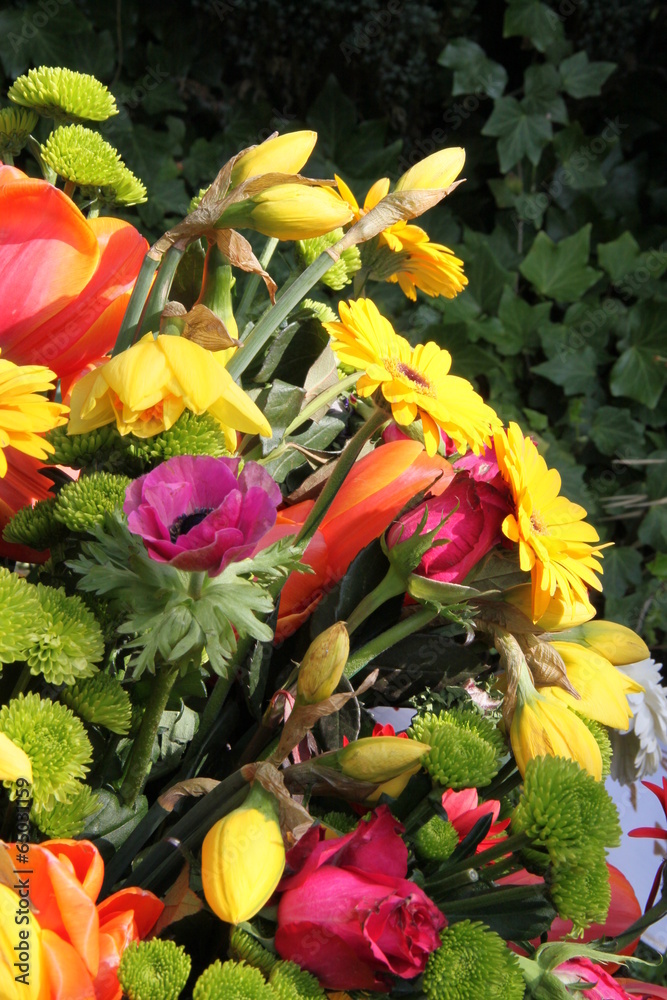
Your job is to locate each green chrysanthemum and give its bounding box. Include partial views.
[269,961,325,1000]
[0,693,92,810]
[302,299,337,324]
[229,928,279,979]
[576,713,612,779]
[188,185,210,213]
[550,857,611,936]
[41,123,122,186]
[45,422,124,468]
[125,410,230,467]
[414,815,459,862]
[3,497,66,551]
[297,229,361,290]
[0,106,38,157]
[0,568,44,665]
[193,960,276,1000]
[31,783,100,838]
[511,756,621,865]
[27,584,103,686]
[423,921,525,1000]
[54,471,130,533]
[61,672,132,734]
[409,709,505,788]
[319,810,358,835]
[98,161,147,206]
[118,939,191,1000]
[8,66,118,122]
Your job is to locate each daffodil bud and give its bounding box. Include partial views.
[503,583,595,631]
[230,130,318,186]
[335,736,430,784]
[365,764,422,803]
[0,732,32,784]
[555,619,650,666]
[296,622,350,705]
[216,184,354,240]
[394,147,465,192]
[201,783,285,925]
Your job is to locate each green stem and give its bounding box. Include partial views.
[346,564,408,635]
[2,152,13,166]
[226,248,338,379]
[10,665,31,700]
[435,883,542,913]
[430,832,530,884]
[179,671,235,773]
[236,237,279,331]
[64,180,76,199]
[281,372,360,440]
[26,136,55,183]
[296,406,388,547]
[138,246,185,339]
[112,254,160,356]
[603,895,667,951]
[120,661,181,805]
[344,606,437,679]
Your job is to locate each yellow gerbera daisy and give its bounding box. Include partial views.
[0,353,68,476]
[324,298,501,457]
[494,422,606,621]
[334,173,467,300]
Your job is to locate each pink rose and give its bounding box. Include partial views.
[275,807,445,991]
[556,958,634,999]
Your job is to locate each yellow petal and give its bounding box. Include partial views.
[395,147,465,192]
[230,130,318,185]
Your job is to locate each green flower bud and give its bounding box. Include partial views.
[302,299,337,324]
[297,229,361,290]
[423,920,525,1000]
[296,623,349,704]
[409,709,505,789]
[193,960,275,1000]
[269,960,325,1000]
[319,810,358,835]
[414,815,459,862]
[118,939,191,1000]
[41,124,146,205]
[550,856,611,936]
[335,735,430,783]
[8,66,118,122]
[0,106,38,158]
[44,422,124,468]
[125,410,230,468]
[3,497,66,551]
[27,585,104,686]
[31,783,100,838]
[229,927,278,978]
[54,471,130,533]
[61,672,132,735]
[575,713,612,779]
[0,567,44,665]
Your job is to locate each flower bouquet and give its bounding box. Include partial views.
[0,66,666,1000]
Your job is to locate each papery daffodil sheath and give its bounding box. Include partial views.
[67,333,271,450]
[230,130,318,186]
[202,784,285,925]
[218,183,354,241]
[325,298,500,456]
[0,354,68,477]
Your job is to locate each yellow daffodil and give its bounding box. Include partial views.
[201,785,285,925]
[335,735,430,783]
[542,641,644,731]
[335,168,467,301]
[494,422,606,621]
[394,147,466,192]
[503,583,596,630]
[0,732,32,784]
[230,130,317,186]
[67,334,271,450]
[218,183,354,241]
[324,298,501,456]
[554,619,650,666]
[0,353,68,477]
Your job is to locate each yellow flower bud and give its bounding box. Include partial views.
[504,584,596,631]
[218,184,354,240]
[510,687,602,780]
[365,764,422,803]
[0,732,32,784]
[545,641,643,731]
[394,147,465,192]
[336,736,429,783]
[201,785,285,925]
[296,623,350,705]
[555,619,650,666]
[231,130,318,186]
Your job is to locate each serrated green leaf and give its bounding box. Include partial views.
[559,51,616,98]
[438,39,508,99]
[519,225,602,301]
[482,96,552,172]
[503,0,565,53]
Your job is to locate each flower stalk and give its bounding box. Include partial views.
[120,659,181,804]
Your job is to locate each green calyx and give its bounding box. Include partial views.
[549,856,611,935]
[0,692,92,810]
[409,708,505,788]
[61,671,132,735]
[31,784,100,838]
[423,920,525,1000]
[229,928,279,978]
[118,939,191,1000]
[27,584,104,686]
[414,814,459,862]
[0,106,38,157]
[193,960,276,1000]
[40,124,146,204]
[268,961,325,1000]
[297,229,361,290]
[511,756,621,866]
[0,567,44,665]
[3,497,66,551]
[54,471,131,533]
[8,66,118,122]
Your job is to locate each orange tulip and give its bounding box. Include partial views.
[268,439,455,640]
[0,839,163,1000]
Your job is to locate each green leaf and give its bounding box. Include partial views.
[532,347,599,395]
[647,553,667,579]
[261,413,346,483]
[503,0,565,53]
[638,506,667,549]
[610,348,666,409]
[601,547,643,600]
[497,287,551,355]
[552,124,607,190]
[598,232,641,282]
[519,225,602,301]
[590,406,645,456]
[258,380,305,455]
[522,65,568,124]
[559,52,616,98]
[87,790,149,856]
[306,74,357,160]
[438,39,508,99]
[482,96,552,172]
[462,240,515,314]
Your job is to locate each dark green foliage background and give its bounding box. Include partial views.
[1,0,665,648]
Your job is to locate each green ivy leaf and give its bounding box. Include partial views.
[522,65,568,124]
[532,346,599,395]
[482,96,552,172]
[438,39,508,99]
[598,232,642,282]
[610,302,667,408]
[638,506,667,549]
[559,52,616,98]
[519,224,602,301]
[497,287,551,355]
[503,0,565,53]
[601,546,643,600]
[590,406,645,456]
[552,124,607,190]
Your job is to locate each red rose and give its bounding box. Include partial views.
[275,807,445,991]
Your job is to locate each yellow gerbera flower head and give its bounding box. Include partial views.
[67,334,271,450]
[494,422,606,622]
[334,170,467,301]
[324,298,500,456]
[0,353,68,477]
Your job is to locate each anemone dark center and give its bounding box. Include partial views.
[170,506,213,541]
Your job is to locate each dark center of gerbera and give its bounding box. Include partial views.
[169,506,213,541]
[384,357,435,396]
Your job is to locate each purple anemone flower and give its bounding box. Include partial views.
[124,455,282,576]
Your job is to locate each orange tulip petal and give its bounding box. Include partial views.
[97,887,164,940]
[41,929,96,1000]
[42,852,99,976]
[42,840,105,902]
